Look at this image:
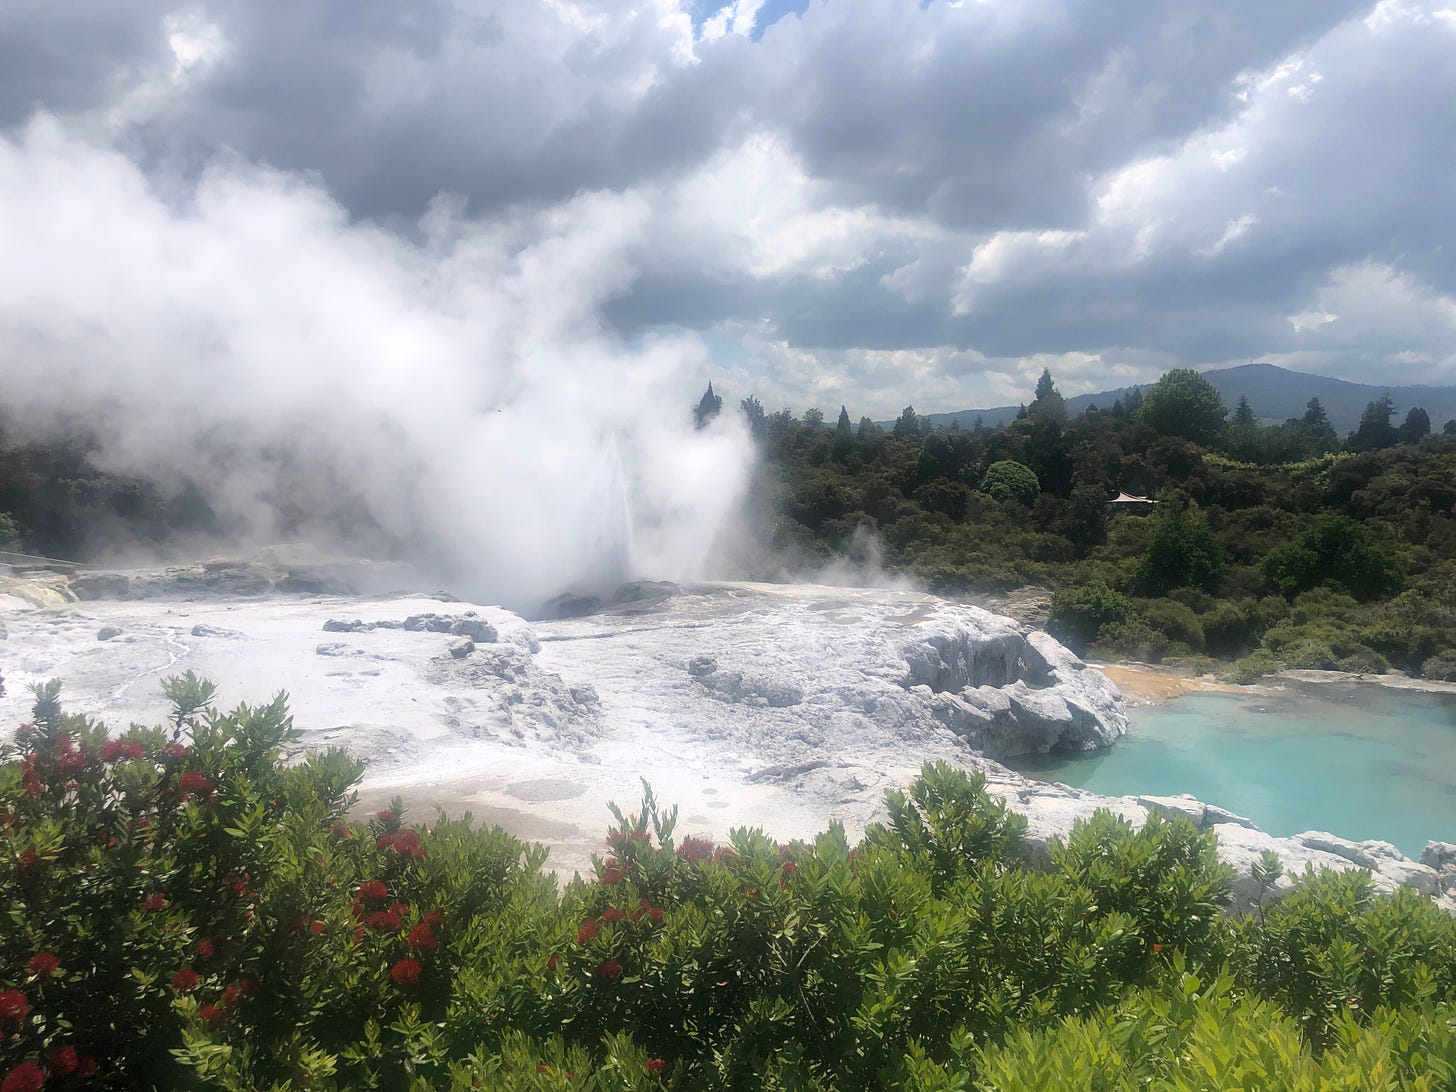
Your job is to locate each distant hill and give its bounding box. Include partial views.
[912,363,1456,436]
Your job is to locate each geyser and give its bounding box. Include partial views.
[0,115,754,611]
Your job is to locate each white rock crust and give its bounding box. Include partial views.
[0,571,1448,908]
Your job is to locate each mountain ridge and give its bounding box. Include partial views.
[909,363,1456,435]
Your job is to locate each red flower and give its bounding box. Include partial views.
[677,836,714,861]
[376,809,395,823]
[366,910,402,932]
[198,1004,226,1029]
[422,908,444,928]
[645,1058,669,1075]
[47,1045,79,1077]
[576,918,600,943]
[309,919,325,935]
[16,847,40,872]
[171,968,200,991]
[0,991,28,1024]
[1,1061,44,1092]
[1152,943,1164,954]
[390,959,421,987]
[102,738,146,762]
[26,952,59,978]
[330,822,353,840]
[378,829,427,858]
[595,959,623,982]
[547,955,559,971]
[195,939,216,960]
[407,922,437,950]
[781,860,798,876]
[76,1056,96,1079]
[357,879,387,902]
[601,908,625,924]
[162,743,189,760]
[218,979,256,1010]
[178,771,214,798]
[143,893,167,912]
[601,865,624,884]
[536,1063,551,1074]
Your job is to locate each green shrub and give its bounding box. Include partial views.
[1336,649,1391,674]
[1046,581,1132,655]
[1091,619,1171,663]
[1228,649,1280,684]
[1136,598,1205,652]
[1,680,1451,1089]
[1422,652,1456,681]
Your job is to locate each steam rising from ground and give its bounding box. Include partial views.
[0,116,752,608]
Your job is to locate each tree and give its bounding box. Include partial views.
[694,383,723,429]
[1132,492,1225,595]
[1397,406,1431,444]
[833,406,854,460]
[1262,513,1403,601]
[1349,394,1396,451]
[1135,369,1227,446]
[740,395,766,439]
[1445,419,1456,435]
[1030,368,1066,422]
[802,408,825,428]
[1302,397,1330,430]
[892,406,920,440]
[1231,395,1257,427]
[979,460,1040,505]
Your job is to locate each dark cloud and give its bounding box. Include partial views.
[0,0,1451,413]
[0,1,175,125]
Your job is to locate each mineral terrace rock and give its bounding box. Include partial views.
[70,573,131,600]
[96,624,122,641]
[4,579,1449,915]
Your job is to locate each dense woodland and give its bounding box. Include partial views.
[725,369,1456,682]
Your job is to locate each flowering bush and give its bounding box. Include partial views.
[2,678,1454,1089]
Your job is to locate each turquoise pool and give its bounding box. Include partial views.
[1010,683,1456,858]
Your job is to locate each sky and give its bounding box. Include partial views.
[1,0,1454,422]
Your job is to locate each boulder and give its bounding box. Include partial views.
[97,624,123,641]
[450,617,498,643]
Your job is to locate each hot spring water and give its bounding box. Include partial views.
[1012,682,1456,857]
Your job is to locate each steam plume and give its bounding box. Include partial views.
[0,116,753,608]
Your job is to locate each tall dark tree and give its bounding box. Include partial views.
[1398,406,1431,444]
[1231,395,1257,427]
[833,406,854,460]
[1349,394,1397,451]
[694,383,723,430]
[802,408,825,428]
[892,406,920,440]
[1029,368,1066,422]
[1444,419,1456,435]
